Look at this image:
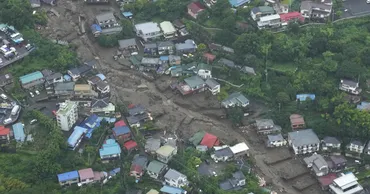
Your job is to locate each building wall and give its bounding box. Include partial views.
[21,78,45,89]
[57,103,78,131]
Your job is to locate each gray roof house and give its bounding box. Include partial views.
[219,171,246,191]
[205,78,220,95]
[158,41,175,55]
[132,154,149,170]
[175,39,197,54]
[91,97,110,109]
[135,22,162,42]
[300,0,332,19]
[266,133,287,147]
[184,75,205,88]
[255,119,282,135]
[45,72,63,85]
[241,66,256,75]
[303,153,329,177]
[346,140,365,158]
[95,12,122,35]
[164,169,189,188]
[145,138,161,154]
[141,58,160,67]
[147,160,168,179]
[118,38,138,53]
[211,146,234,162]
[328,155,347,172]
[54,82,75,96]
[221,92,249,108]
[197,162,213,176]
[288,129,320,155]
[218,58,236,68]
[144,43,158,56]
[321,136,341,154]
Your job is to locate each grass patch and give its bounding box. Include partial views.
[281,0,294,5]
[268,62,297,73]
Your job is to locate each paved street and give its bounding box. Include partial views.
[342,0,370,18]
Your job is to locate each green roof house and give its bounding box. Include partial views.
[19,71,45,89]
[189,131,206,146]
[147,160,168,179]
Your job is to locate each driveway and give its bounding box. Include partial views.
[341,0,370,18]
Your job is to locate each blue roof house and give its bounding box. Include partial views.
[112,126,131,141]
[91,24,102,37]
[99,139,122,160]
[19,71,45,89]
[160,185,186,194]
[85,114,100,129]
[229,0,250,7]
[57,170,80,186]
[67,126,88,150]
[357,102,370,111]
[12,123,25,142]
[122,11,133,18]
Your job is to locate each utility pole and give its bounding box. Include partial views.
[263,44,271,83]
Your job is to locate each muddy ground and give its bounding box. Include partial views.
[38,1,324,193]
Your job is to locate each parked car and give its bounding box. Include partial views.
[0,94,7,100]
[3,118,12,124]
[35,90,40,95]
[30,119,38,125]
[29,92,34,98]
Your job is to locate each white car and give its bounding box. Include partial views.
[4,118,12,124]
[0,93,7,100]
[29,92,34,98]
[367,0,370,4]
[35,90,40,95]
[30,119,38,125]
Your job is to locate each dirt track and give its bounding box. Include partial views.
[38,1,323,193]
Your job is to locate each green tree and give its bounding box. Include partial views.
[120,19,135,38]
[0,0,34,29]
[276,92,290,104]
[97,35,119,47]
[227,107,243,127]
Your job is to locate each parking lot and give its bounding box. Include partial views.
[0,27,33,68]
[342,0,370,18]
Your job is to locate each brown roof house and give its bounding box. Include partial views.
[78,168,95,186]
[290,114,305,130]
[255,119,282,135]
[187,2,205,19]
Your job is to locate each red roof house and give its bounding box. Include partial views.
[279,12,304,25]
[0,126,10,141]
[200,133,220,148]
[203,53,216,63]
[318,173,337,190]
[124,140,138,151]
[130,164,143,179]
[290,114,305,130]
[187,2,205,19]
[115,120,126,127]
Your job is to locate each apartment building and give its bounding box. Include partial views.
[288,129,320,155]
[257,14,281,29]
[135,22,162,42]
[56,100,78,131]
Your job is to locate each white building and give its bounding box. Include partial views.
[339,79,362,95]
[164,169,189,188]
[135,22,163,42]
[160,21,177,39]
[257,14,281,29]
[56,101,78,131]
[205,78,220,95]
[288,129,320,155]
[230,142,249,157]
[329,173,363,194]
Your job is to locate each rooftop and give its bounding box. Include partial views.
[164,168,186,180]
[12,123,25,142]
[135,22,161,35]
[303,154,328,169]
[256,119,274,129]
[319,173,337,186]
[205,78,220,89]
[119,38,137,49]
[113,126,130,136]
[147,160,167,174]
[214,146,234,157]
[57,170,79,182]
[99,139,121,157]
[160,185,185,194]
[19,71,43,84]
[96,12,115,23]
[56,100,77,115]
[230,142,249,154]
[124,140,138,150]
[288,129,320,147]
[267,133,284,142]
[114,120,126,127]
[222,92,249,106]
[175,39,196,51]
[67,126,87,147]
[290,114,305,125]
[54,82,75,91]
[156,145,176,157]
[78,168,94,180]
[74,84,92,91]
[145,138,161,151]
[160,21,176,34]
[184,75,205,88]
[323,136,340,145]
[0,126,10,136]
[200,133,219,148]
[189,131,206,146]
[187,2,205,13]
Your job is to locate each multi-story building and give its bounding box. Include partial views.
[251,6,275,21]
[300,0,332,20]
[257,14,281,29]
[156,145,177,164]
[288,129,320,155]
[164,169,188,188]
[329,173,363,194]
[135,22,162,42]
[339,79,362,95]
[56,100,78,131]
[95,12,122,35]
[255,119,282,135]
[160,21,177,39]
[346,140,365,159]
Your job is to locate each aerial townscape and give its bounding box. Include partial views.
[1,0,370,194]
